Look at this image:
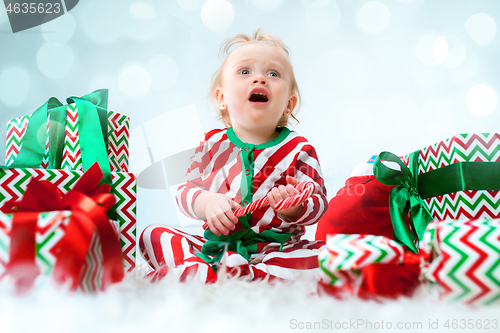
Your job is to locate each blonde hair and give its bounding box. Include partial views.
[210,29,300,128]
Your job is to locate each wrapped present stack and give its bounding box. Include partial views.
[319,133,500,306]
[0,89,137,293]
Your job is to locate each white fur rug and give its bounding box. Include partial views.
[1,260,498,333]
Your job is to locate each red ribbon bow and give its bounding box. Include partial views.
[1,162,124,293]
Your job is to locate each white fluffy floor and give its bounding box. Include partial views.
[1,260,499,333]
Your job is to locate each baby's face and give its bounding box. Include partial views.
[217,42,296,131]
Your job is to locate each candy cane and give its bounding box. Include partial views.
[274,181,315,211]
[233,197,269,217]
[202,182,316,230]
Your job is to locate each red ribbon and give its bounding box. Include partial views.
[1,162,124,293]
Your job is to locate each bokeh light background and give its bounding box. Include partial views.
[0,0,499,240]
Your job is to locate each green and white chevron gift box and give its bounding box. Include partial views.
[0,211,119,293]
[5,89,129,173]
[318,225,500,305]
[318,234,405,289]
[2,90,136,271]
[0,167,137,272]
[409,133,500,221]
[421,218,500,306]
[374,133,500,253]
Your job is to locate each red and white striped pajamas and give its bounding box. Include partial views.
[140,127,328,282]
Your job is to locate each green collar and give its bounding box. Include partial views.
[226,127,290,150]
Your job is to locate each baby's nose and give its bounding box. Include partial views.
[253,76,267,85]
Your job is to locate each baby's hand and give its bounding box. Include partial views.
[203,193,240,236]
[267,176,303,220]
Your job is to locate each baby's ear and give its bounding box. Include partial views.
[215,87,226,109]
[287,94,298,111]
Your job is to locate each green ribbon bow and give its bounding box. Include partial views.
[373,151,433,253]
[6,89,112,186]
[197,227,297,272]
[374,150,500,253]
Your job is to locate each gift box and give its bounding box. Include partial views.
[421,218,500,306]
[0,164,125,293]
[318,234,407,293]
[318,222,500,305]
[413,133,500,221]
[0,167,136,272]
[374,133,500,252]
[1,90,136,271]
[5,91,129,173]
[319,133,500,303]
[0,211,119,293]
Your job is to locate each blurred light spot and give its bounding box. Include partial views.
[143,105,203,161]
[302,0,331,8]
[395,0,418,4]
[415,33,439,66]
[0,68,30,107]
[386,95,419,116]
[129,1,157,20]
[443,36,466,68]
[448,53,477,82]
[466,84,497,117]
[118,65,151,98]
[201,0,234,32]
[465,13,496,46]
[433,37,448,63]
[82,1,126,44]
[338,107,372,142]
[42,13,76,43]
[36,43,75,79]
[305,0,341,34]
[89,75,116,94]
[421,98,452,133]
[408,66,445,92]
[127,7,167,40]
[146,55,179,91]
[191,23,220,50]
[357,1,390,34]
[380,95,419,137]
[177,0,204,11]
[317,50,369,89]
[250,0,282,11]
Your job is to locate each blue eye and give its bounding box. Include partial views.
[268,71,279,77]
[240,69,250,75]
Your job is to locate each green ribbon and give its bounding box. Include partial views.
[9,97,64,169]
[197,228,296,272]
[373,151,433,253]
[6,89,112,186]
[374,150,500,253]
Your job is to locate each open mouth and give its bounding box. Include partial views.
[249,92,269,103]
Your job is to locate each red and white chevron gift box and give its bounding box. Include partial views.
[318,234,405,289]
[5,108,129,173]
[0,168,137,272]
[421,218,500,306]
[403,133,500,221]
[318,222,500,305]
[0,211,120,293]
